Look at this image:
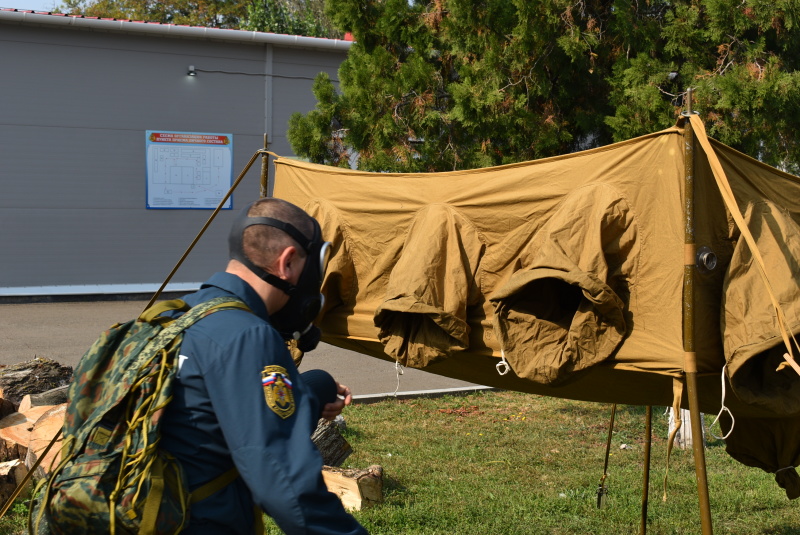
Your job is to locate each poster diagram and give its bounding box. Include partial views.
[146,131,234,209]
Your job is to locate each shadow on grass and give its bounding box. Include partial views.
[340,427,364,440]
[764,525,800,535]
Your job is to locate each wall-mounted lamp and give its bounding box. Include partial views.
[187,65,197,76]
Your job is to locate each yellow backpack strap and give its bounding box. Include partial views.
[189,466,241,505]
[138,299,190,323]
[138,458,167,535]
[209,301,251,314]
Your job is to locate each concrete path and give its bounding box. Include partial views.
[0,301,481,398]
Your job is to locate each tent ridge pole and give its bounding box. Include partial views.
[682,87,714,535]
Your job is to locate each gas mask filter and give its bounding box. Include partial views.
[229,203,331,346]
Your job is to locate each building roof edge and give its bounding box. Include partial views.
[0,9,354,51]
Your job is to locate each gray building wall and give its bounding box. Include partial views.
[0,13,349,295]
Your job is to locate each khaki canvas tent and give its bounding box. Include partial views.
[266,114,800,529]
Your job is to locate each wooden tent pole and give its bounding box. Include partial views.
[639,406,652,535]
[260,133,270,197]
[682,88,714,535]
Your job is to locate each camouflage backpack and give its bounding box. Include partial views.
[29,297,251,535]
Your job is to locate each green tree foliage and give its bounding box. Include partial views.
[244,0,341,37]
[59,0,249,27]
[58,0,338,35]
[288,0,800,173]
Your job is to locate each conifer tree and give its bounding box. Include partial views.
[58,0,338,36]
[288,0,800,172]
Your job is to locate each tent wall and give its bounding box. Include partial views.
[272,123,800,421]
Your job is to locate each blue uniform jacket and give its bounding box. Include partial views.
[160,272,367,535]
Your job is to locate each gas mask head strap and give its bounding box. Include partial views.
[229,214,317,295]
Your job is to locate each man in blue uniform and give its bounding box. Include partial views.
[160,198,368,534]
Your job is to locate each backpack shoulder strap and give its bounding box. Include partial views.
[139,299,190,323]
[130,297,251,371]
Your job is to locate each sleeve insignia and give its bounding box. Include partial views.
[261,365,295,419]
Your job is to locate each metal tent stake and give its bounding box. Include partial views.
[682,87,714,535]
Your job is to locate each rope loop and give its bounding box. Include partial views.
[708,364,735,440]
[496,350,511,376]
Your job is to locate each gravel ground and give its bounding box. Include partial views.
[0,300,478,397]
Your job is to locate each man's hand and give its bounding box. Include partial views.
[321,382,352,421]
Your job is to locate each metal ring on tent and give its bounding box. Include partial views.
[696,246,718,273]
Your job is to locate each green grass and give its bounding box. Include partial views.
[4,391,798,534]
[279,391,798,534]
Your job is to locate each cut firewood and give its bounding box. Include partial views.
[0,459,30,506]
[25,404,66,479]
[0,406,56,462]
[0,358,72,408]
[311,418,352,467]
[321,465,383,511]
[18,385,70,414]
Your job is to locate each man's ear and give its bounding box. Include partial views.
[275,245,299,281]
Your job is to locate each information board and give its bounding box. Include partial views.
[145,131,234,209]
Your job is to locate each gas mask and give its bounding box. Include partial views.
[229,204,331,349]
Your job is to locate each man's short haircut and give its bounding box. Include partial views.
[241,198,313,271]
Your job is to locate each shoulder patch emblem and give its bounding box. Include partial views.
[262,365,295,419]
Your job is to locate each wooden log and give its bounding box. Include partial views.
[321,465,383,511]
[0,406,57,462]
[0,358,72,408]
[311,418,352,467]
[0,459,30,506]
[25,404,66,480]
[18,385,70,414]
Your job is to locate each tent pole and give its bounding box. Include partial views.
[260,133,270,197]
[682,88,714,535]
[639,406,652,535]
